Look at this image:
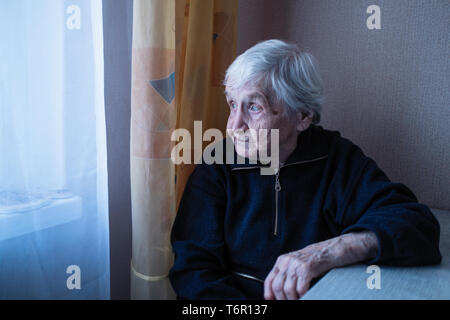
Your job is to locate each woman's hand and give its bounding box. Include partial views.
[264,231,378,300]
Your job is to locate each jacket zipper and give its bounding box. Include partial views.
[274,168,281,236]
[230,155,328,237]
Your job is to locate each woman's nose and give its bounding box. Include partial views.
[229,108,248,131]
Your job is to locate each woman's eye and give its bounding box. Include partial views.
[229,102,237,109]
[249,104,261,112]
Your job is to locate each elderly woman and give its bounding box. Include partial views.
[169,40,441,300]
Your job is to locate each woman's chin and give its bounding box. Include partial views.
[234,144,258,161]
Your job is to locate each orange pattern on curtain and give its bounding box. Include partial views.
[175,0,239,208]
[130,0,238,299]
[130,0,176,299]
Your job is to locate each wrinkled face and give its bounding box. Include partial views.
[225,84,300,161]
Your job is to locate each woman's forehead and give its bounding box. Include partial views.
[224,85,267,100]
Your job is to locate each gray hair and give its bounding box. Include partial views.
[224,39,324,124]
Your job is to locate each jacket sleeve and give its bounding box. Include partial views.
[169,163,247,299]
[332,145,442,266]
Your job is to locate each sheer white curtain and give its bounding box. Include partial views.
[0,0,110,299]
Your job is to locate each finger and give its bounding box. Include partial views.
[283,271,299,300]
[264,267,278,300]
[296,273,311,299]
[272,271,287,300]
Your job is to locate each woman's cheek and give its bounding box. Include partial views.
[248,118,265,131]
[226,114,235,129]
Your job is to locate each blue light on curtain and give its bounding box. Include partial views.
[0,0,110,299]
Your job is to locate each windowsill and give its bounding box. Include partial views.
[0,196,82,241]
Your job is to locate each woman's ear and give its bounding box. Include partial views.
[296,112,313,132]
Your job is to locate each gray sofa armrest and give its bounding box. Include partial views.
[302,208,450,300]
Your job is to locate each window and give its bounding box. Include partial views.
[0,0,109,299]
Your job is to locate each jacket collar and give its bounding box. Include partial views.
[227,125,331,170]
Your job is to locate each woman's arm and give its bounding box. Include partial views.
[169,163,247,299]
[265,146,441,300]
[264,230,378,300]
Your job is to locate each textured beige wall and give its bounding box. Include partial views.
[237,0,450,210]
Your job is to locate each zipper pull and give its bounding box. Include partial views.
[273,170,281,236]
[275,172,281,192]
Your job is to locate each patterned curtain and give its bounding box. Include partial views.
[130,0,176,299]
[175,0,238,208]
[130,0,238,299]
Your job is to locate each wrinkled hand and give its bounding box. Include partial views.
[264,243,333,300]
[263,231,378,300]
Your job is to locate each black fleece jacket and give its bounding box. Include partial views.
[169,125,441,299]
